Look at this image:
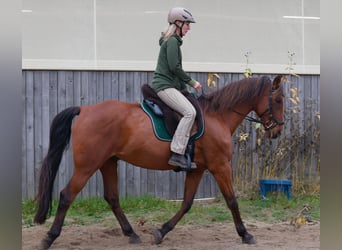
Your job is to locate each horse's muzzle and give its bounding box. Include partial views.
[269,129,281,138]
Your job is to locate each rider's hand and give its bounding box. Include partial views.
[193,81,202,91]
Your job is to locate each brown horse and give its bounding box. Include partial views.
[34,75,285,249]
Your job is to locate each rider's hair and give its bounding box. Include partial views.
[161,24,177,41]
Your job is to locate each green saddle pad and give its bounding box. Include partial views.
[141,101,204,142]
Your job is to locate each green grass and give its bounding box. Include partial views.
[22,193,320,228]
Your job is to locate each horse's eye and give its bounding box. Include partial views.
[275,98,282,104]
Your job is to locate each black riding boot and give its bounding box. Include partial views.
[168,152,196,169]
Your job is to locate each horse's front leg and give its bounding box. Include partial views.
[153,169,204,244]
[211,163,256,244]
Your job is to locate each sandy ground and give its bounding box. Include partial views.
[22,220,319,250]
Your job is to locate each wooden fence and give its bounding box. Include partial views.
[22,70,320,199]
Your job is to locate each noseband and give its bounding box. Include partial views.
[233,79,284,130]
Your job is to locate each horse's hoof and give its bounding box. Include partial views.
[129,234,142,244]
[152,229,163,244]
[40,239,52,250]
[242,232,256,244]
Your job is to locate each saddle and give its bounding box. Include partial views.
[141,84,204,137]
[141,84,204,172]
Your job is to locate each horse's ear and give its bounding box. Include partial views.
[272,75,284,90]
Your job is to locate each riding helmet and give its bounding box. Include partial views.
[167,7,196,24]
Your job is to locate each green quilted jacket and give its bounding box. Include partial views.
[152,34,195,92]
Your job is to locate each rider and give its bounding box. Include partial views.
[152,7,202,169]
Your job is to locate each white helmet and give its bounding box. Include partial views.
[168,7,196,24]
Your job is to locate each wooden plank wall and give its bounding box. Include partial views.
[22,70,320,199]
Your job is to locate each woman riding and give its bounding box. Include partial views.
[152,7,202,169]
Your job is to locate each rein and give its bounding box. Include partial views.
[233,79,284,130]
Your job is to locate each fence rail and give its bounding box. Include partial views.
[22,70,320,199]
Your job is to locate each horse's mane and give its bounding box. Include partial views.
[198,76,271,113]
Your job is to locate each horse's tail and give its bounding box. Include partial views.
[34,106,81,224]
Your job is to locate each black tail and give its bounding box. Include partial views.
[34,106,81,224]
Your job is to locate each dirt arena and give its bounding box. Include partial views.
[22,220,319,250]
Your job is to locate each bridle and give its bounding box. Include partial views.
[233,79,284,131]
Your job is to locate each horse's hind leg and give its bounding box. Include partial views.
[41,169,94,249]
[100,158,141,244]
[211,165,256,244]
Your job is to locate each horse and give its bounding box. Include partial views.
[34,75,285,249]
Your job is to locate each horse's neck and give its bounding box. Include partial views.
[223,106,253,134]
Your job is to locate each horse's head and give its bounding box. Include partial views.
[255,75,285,138]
